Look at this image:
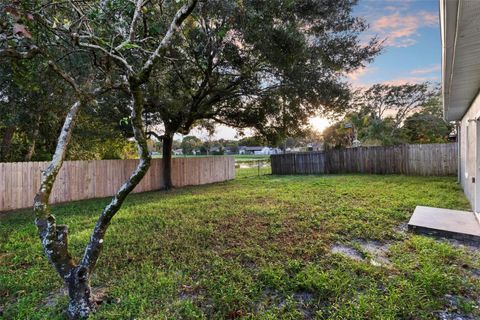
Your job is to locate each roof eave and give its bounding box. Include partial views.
[441,0,460,121]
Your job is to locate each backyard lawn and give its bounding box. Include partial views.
[1,171,479,319]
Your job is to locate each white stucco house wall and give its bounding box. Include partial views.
[441,0,480,215]
[406,1,480,242]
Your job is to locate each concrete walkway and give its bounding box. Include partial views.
[408,206,480,244]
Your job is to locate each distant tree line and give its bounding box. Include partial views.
[161,134,325,156]
[322,83,452,149]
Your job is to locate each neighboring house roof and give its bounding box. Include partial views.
[441,0,480,121]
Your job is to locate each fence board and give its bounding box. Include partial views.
[272,143,457,177]
[0,156,234,212]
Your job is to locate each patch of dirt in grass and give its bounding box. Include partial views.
[254,289,316,318]
[468,268,480,279]
[331,240,392,266]
[292,291,316,319]
[394,222,408,235]
[435,294,479,320]
[44,286,109,308]
[357,240,392,266]
[45,287,68,308]
[331,244,363,261]
[179,284,202,301]
[443,238,480,251]
[91,287,109,305]
[436,311,476,320]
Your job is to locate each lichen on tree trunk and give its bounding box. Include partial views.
[66,266,94,319]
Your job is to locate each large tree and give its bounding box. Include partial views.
[0,1,197,318]
[323,83,439,147]
[402,92,453,143]
[352,83,434,138]
[145,0,382,188]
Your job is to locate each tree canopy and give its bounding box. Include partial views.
[144,0,382,186]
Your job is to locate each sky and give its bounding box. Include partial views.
[191,0,441,141]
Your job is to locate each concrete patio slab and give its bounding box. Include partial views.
[408,206,480,244]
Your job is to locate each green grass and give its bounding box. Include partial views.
[235,166,272,179]
[1,172,479,319]
[234,155,270,162]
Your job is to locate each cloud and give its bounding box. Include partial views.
[384,6,398,12]
[418,11,438,26]
[350,73,439,88]
[346,66,378,88]
[410,64,441,75]
[347,66,377,81]
[371,11,438,47]
[383,76,438,86]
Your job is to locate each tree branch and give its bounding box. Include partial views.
[129,0,143,43]
[0,46,41,59]
[34,100,82,279]
[146,131,165,141]
[77,41,134,74]
[48,60,83,95]
[137,0,198,84]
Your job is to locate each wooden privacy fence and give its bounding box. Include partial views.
[0,156,235,212]
[271,143,457,176]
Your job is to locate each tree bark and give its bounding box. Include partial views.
[66,265,93,319]
[162,132,174,189]
[1,125,16,161]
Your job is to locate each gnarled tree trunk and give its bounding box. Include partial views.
[162,132,174,189]
[34,92,152,319]
[33,100,85,316]
[65,265,93,318]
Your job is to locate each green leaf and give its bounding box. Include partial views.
[122,42,140,50]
